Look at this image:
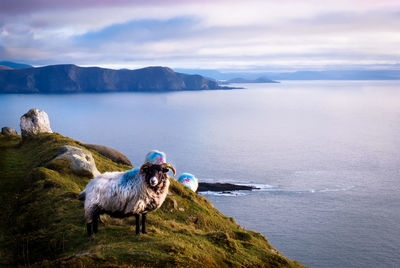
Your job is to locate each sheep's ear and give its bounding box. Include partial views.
[162,168,169,173]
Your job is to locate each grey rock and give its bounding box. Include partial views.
[197,182,258,192]
[20,108,52,138]
[1,127,18,135]
[54,145,100,178]
[83,144,132,166]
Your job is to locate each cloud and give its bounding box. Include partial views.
[75,17,200,46]
[0,0,191,15]
[0,0,399,71]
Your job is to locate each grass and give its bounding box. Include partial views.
[0,133,305,267]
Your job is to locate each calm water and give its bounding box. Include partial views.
[1,81,400,267]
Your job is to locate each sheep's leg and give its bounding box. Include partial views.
[142,213,147,234]
[87,223,92,237]
[86,206,99,236]
[93,215,99,234]
[135,214,140,235]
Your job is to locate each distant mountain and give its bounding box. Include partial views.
[220,77,279,84]
[0,64,232,93]
[0,61,33,69]
[175,68,236,80]
[0,65,13,70]
[176,68,400,80]
[265,70,400,80]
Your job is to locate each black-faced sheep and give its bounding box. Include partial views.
[79,162,176,236]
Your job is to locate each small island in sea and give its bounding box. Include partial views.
[219,77,279,84]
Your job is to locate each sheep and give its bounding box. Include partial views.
[145,150,166,165]
[178,173,198,192]
[79,161,176,236]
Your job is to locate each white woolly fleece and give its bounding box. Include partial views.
[82,169,169,223]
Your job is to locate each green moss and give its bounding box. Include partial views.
[0,133,305,267]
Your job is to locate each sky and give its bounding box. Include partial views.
[1,0,400,72]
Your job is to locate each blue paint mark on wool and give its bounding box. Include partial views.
[178,173,196,182]
[146,151,166,164]
[120,168,139,186]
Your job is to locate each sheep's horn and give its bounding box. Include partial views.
[163,163,176,176]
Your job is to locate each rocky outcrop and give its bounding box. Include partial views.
[83,144,132,166]
[1,127,18,135]
[53,145,100,178]
[197,182,258,192]
[20,108,52,138]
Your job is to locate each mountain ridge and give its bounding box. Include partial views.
[0,64,232,93]
[0,61,33,69]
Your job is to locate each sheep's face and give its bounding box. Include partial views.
[140,162,175,191]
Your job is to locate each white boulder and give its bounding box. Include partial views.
[20,108,52,138]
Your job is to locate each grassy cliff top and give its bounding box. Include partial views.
[0,133,304,267]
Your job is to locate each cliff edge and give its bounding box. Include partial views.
[0,132,304,267]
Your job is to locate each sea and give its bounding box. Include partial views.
[1,81,400,268]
